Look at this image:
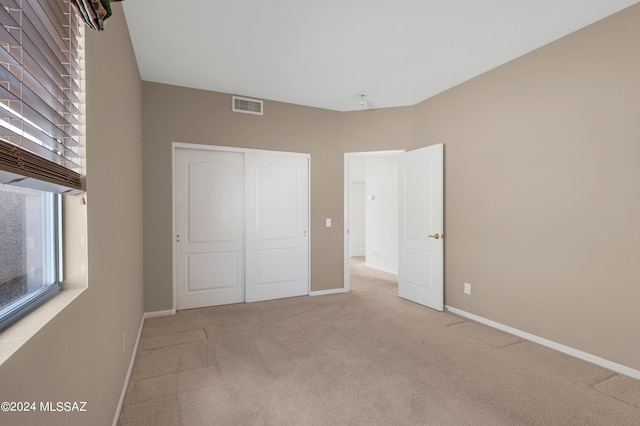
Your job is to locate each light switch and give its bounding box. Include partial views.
[326,218,332,227]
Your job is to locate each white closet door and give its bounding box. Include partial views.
[174,148,245,309]
[245,153,309,302]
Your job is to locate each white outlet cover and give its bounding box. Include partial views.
[464,283,471,294]
[325,218,332,227]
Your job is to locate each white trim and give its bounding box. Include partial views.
[445,305,640,380]
[343,150,404,294]
[343,157,350,293]
[112,315,144,426]
[172,144,177,313]
[345,150,406,157]
[143,309,175,319]
[172,142,310,159]
[307,156,312,296]
[310,288,348,296]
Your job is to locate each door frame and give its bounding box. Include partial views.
[343,150,404,292]
[348,179,366,257]
[172,142,311,312]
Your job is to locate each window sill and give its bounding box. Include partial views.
[0,285,87,366]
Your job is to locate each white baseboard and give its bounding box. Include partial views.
[310,288,348,296]
[143,309,175,318]
[364,263,398,276]
[113,315,145,426]
[445,305,640,380]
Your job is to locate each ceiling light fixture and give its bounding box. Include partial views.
[359,94,368,109]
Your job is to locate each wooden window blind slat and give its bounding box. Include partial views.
[29,0,69,38]
[21,1,70,72]
[0,139,81,190]
[0,63,81,132]
[0,0,83,193]
[0,83,81,150]
[0,45,77,116]
[0,104,81,163]
[0,6,79,108]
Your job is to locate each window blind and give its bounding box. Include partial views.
[0,0,83,193]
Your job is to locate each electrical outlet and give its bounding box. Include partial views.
[464,282,471,295]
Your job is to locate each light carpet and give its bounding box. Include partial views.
[119,257,640,425]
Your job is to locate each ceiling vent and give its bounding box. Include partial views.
[232,96,263,115]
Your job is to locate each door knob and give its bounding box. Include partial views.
[428,233,443,239]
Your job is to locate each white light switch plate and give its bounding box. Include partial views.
[326,218,332,227]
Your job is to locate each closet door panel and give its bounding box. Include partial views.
[174,148,245,309]
[245,153,309,302]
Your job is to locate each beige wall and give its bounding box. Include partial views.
[413,4,640,370]
[340,106,413,153]
[142,83,412,311]
[1,4,637,425]
[0,5,144,425]
[142,5,639,372]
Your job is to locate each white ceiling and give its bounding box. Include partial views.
[122,1,639,112]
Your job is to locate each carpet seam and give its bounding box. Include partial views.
[130,361,220,382]
[139,333,208,352]
[590,372,618,388]
[497,340,526,350]
[445,320,471,327]
[593,387,640,409]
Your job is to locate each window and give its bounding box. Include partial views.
[0,185,60,330]
[0,0,83,331]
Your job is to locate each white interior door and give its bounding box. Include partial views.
[398,143,444,311]
[349,181,366,257]
[175,148,245,309]
[245,153,309,302]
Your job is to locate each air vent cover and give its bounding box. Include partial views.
[232,96,263,115]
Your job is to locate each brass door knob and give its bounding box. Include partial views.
[428,233,443,239]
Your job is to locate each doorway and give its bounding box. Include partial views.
[344,144,444,311]
[343,151,403,292]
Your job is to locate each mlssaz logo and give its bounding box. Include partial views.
[40,401,87,412]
